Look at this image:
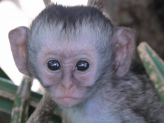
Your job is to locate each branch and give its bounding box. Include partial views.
[43,0,51,7]
[87,0,105,11]
[26,92,57,123]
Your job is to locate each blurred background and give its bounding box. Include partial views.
[0,0,164,92]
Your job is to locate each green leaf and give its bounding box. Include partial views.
[137,42,164,103]
[0,67,11,80]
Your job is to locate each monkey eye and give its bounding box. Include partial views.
[75,61,89,72]
[47,60,61,71]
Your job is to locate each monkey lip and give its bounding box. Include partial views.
[60,97,80,105]
[62,97,73,101]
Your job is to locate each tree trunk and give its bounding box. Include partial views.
[103,0,164,59]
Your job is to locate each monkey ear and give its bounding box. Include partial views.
[113,27,135,77]
[8,26,29,75]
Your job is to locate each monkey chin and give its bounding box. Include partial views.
[57,97,81,108]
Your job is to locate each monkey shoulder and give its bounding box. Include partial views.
[111,61,164,123]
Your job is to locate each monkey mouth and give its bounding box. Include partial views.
[62,97,74,102]
[58,97,80,107]
[61,97,78,102]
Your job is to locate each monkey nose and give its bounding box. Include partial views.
[61,81,74,90]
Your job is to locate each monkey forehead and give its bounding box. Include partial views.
[40,37,96,59]
[31,20,105,47]
[29,21,112,64]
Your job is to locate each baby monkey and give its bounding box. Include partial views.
[9,4,164,123]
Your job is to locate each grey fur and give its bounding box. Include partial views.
[26,4,164,123]
[62,70,164,123]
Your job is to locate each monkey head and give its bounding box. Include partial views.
[8,4,135,108]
